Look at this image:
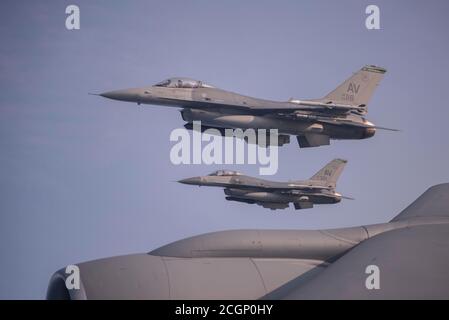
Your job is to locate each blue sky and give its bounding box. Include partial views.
[1,0,449,298]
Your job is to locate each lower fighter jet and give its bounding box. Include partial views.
[178,158,349,210]
[47,183,449,299]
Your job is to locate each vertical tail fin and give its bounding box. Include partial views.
[310,159,347,187]
[319,65,386,109]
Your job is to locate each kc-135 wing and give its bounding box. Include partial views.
[271,183,449,299]
[46,183,449,299]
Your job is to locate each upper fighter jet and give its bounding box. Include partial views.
[179,158,349,210]
[97,65,396,148]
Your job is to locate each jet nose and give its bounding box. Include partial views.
[178,177,202,185]
[100,89,139,102]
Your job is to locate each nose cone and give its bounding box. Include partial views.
[100,89,140,102]
[178,177,202,185]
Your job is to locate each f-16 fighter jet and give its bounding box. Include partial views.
[178,158,350,210]
[96,65,396,148]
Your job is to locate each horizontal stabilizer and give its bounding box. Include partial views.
[296,134,330,148]
[372,125,400,132]
[318,118,399,132]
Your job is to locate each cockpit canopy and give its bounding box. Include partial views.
[154,77,214,89]
[208,170,242,177]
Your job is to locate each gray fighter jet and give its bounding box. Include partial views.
[47,183,449,299]
[178,158,349,210]
[96,65,397,148]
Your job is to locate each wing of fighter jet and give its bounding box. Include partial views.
[47,183,449,299]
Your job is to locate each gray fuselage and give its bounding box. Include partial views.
[179,173,341,210]
[100,85,375,141]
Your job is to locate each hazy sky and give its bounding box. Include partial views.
[1,0,449,299]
